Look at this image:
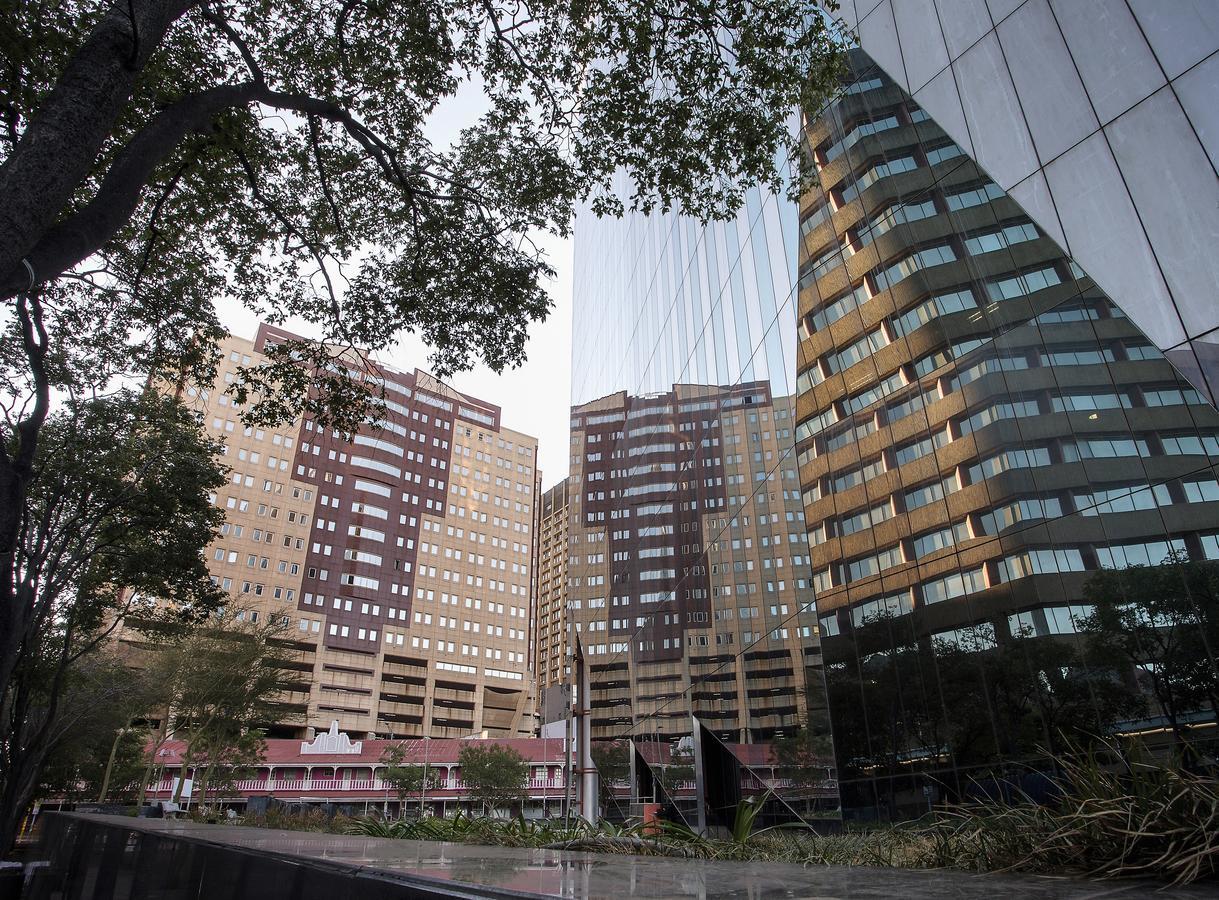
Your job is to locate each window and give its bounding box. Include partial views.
[857,198,937,246]
[998,548,1085,582]
[806,283,871,334]
[825,328,888,374]
[890,289,977,337]
[874,243,956,291]
[921,567,986,604]
[967,446,1052,483]
[800,242,846,285]
[823,114,899,163]
[911,521,969,560]
[851,592,911,627]
[933,623,996,652]
[894,430,949,466]
[977,497,1062,535]
[904,473,959,510]
[839,500,893,536]
[945,181,1004,211]
[964,221,1039,255]
[987,265,1061,301]
[840,154,918,204]
[1096,539,1186,569]
[924,142,964,166]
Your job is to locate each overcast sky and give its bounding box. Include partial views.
[217,80,575,488]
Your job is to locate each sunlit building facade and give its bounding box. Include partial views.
[156,324,541,742]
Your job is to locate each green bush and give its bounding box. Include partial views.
[239,749,1219,886]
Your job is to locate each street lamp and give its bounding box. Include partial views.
[419,736,430,817]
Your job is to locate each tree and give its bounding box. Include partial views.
[656,745,694,793]
[0,390,224,852]
[457,742,527,816]
[150,607,303,809]
[0,0,845,655]
[379,742,442,815]
[36,652,164,806]
[771,726,834,790]
[1,0,843,843]
[590,739,628,811]
[1078,552,1219,759]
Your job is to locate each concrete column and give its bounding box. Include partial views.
[576,641,597,823]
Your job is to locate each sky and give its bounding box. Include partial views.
[216,80,576,488]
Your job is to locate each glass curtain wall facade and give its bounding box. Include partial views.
[570,173,838,829]
[799,49,1219,820]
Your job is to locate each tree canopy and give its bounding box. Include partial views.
[0,0,844,429]
[457,742,528,814]
[0,390,225,849]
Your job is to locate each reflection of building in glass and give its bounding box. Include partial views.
[536,478,572,698]
[568,383,821,744]
[798,49,1219,820]
[571,36,1219,829]
[837,1,1219,405]
[137,324,541,742]
[571,173,839,829]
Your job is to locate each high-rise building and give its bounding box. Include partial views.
[570,25,1219,825]
[170,324,541,741]
[535,478,572,697]
[796,46,1219,818]
[570,175,838,829]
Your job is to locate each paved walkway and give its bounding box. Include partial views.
[52,815,1219,899]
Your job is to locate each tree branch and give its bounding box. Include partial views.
[0,0,202,286]
[1,82,262,299]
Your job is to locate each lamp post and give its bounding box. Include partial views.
[419,736,430,817]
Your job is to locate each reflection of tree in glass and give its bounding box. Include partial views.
[589,741,629,808]
[656,746,694,791]
[771,726,834,789]
[1078,551,1219,760]
[823,601,1147,812]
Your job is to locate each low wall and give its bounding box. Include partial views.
[24,813,540,900]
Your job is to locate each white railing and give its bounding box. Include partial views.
[151,775,571,795]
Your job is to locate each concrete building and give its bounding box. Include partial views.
[535,479,572,699]
[157,324,541,742]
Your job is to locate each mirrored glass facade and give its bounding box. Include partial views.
[570,172,837,830]
[798,49,1219,820]
[570,48,1219,829]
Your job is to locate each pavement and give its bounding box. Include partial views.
[35,814,1219,899]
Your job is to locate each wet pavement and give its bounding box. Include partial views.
[49,814,1219,899]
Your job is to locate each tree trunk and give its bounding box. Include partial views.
[97,724,130,803]
[0,0,199,293]
[172,746,194,805]
[0,739,49,855]
[136,715,169,810]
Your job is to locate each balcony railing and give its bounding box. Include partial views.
[148,776,571,795]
